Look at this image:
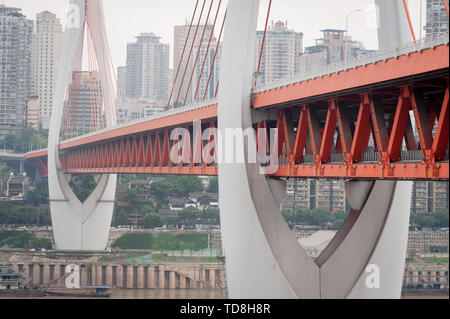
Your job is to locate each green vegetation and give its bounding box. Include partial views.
[0,201,51,226]
[0,166,12,179]
[114,188,161,228]
[112,233,155,250]
[410,209,449,229]
[112,232,209,251]
[25,181,49,206]
[207,177,218,193]
[423,257,448,265]
[405,258,418,263]
[69,175,98,202]
[149,176,203,204]
[283,208,449,229]
[0,180,50,226]
[114,175,219,228]
[123,254,221,264]
[1,126,47,153]
[162,207,219,228]
[151,255,220,263]
[0,230,52,250]
[282,209,348,227]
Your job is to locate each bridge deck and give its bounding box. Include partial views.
[24,39,449,181]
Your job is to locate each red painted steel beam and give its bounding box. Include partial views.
[351,95,372,163]
[253,44,449,109]
[273,162,448,180]
[411,87,434,161]
[335,101,353,163]
[370,95,390,162]
[306,105,322,163]
[65,166,218,176]
[388,87,412,161]
[63,161,449,180]
[320,101,337,163]
[60,103,217,150]
[293,105,308,163]
[33,158,48,178]
[432,85,449,161]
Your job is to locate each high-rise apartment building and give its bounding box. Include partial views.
[425,0,449,38]
[411,181,449,214]
[283,179,347,213]
[26,96,40,130]
[63,71,103,139]
[34,11,63,129]
[117,66,127,103]
[255,21,303,86]
[0,5,33,136]
[126,33,169,102]
[298,29,367,73]
[172,23,219,105]
[283,180,449,216]
[298,45,329,74]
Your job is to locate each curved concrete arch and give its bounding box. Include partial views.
[48,0,116,251]
[218,0,413,299]
[218,0,319,299]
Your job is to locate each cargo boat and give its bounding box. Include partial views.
[45,286,111,298]
[0,264,45,297]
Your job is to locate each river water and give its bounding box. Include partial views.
[110,289,228,299]
[0,289,228,299]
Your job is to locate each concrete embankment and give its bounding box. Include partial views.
[1,250,227,290]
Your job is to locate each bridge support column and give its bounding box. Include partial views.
[346,181,412,298]
[47,0,117,251]
[219,0,414,299]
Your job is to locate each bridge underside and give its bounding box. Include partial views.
[43,65,448,181]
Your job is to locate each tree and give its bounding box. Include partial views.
[433,209,449,228]
[112,233,154,250]
[178,207,202,227]
[0,201,51,226]
[113,207,128,226]
[162,215,181,227]
[149,180,171,202]
[152,233,179,251]
[201,208,220,225]
[330,210,348,228]
[166,175,203,196]
[149,175,204,204]
[0,167,12,179]
[25,182,49,206]
[281,208,348,227]
[207,177,219,193]
[1,126,47,152]
[143,213,163,229]
[410,209,449,228]
[69,175,97,202]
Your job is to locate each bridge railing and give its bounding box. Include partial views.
[329,153,344,164]
[255,33,450,94]
[400,150,424,163]
[60,98,218,144]
[277,149,445,167]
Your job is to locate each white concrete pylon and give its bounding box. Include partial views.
[375,0,413,49]
[218,0,413,299]
[48,0,116,251]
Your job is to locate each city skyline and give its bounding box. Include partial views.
[0,0,448,301]
[0,0,428,69]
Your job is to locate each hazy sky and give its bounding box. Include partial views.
[1,0,426,68]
